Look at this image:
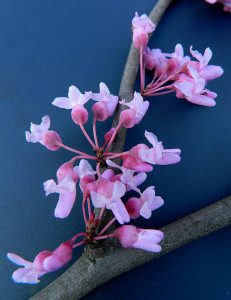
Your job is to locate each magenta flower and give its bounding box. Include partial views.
[25,116,62,151]
[44,175,77,218]
[52,85,92,124]
[174,67,217,107]
[143,47,167,71]
[92,82,118,121]
[189,46,224,81]
[132,12,156,49]
[74,159,96,194]
[139,131,181,165]
[106,159,147,192]
[7,241,73,284]
[90,179,130,224]
[114,225,164,252]
[122,144,154,172]
[126,186,164,219]
[119,92,149,128]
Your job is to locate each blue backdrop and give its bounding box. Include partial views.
[0,0,230,299]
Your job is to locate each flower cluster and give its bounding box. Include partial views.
[205,0,231,12]
[133,12,224,107]
[8,80,181,284]
[7,12,223,285]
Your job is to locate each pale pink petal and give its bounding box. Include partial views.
[111,199,130,224]
[43,255,64,272]
[54,190,76,218]
[199,65,224,81]
[90,191,108,208]
[52,97,75,109]
[12,268,41,284]
[144,130,158,147]
[7,253,32,267]
[112,181,126,199]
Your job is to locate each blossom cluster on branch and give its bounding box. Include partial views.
[7,11,223,284]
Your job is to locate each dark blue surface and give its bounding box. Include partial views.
[0,0,230,299]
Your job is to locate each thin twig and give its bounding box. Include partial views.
[31,196,231,299]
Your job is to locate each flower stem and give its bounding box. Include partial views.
[73,240,85,248]
[94,233,115,241]
[106,151,129,160]
[87,197,92,217]
[98,217,116,236]
[82,196,88,225]
[93,117,99,149]
[57,142,96,159]
[140,46,145,93]
[105,122,122,152]
[79,122,97,149]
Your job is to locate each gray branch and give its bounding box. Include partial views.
[31,0,231,299]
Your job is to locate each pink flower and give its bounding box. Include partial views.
[143,47,167,71]
[52,85,92,124]
[106,159,147,192]
[44,161,78,218]
[139,131,181,165]
[114,225,164,252]
[122,144,154,172]
[174,66,217,107]
[90,179,130,224]
[25,116,62,151]
[161,44,190,80]
[74,159,96,194]
[104,128,116,143]
[126,186,164,219]
[119,92,149,128]
[92,82,118,121]
[7,241,73,284]
[44,175,77,218]
[132,12,156,48]
[189,46,224,81]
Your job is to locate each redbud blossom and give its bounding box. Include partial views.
[92,82,118,121]
[90,179,130,224]
[114,225,164,252]
[52,85,92,125]
[139,131,181,165]
[25,115,62,151]
[119,92,149,127]
[132,12,156,48]
[7,241,73,284]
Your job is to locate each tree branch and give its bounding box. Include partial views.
[31,0,231,299]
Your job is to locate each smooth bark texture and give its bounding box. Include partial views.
[31,0,231,299]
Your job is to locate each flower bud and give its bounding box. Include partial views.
[71,104,88,125]
[42,131,62,151]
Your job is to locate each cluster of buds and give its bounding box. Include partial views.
[205,0,231,12]
[7,12,223,285]
[133,13,224,107]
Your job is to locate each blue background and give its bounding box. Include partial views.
[0,0,230,299]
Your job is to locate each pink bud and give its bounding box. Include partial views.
[104,128,115,143]
[92,102,108,121]
[71,104,88,125]
[126,197,142,219]
[114,225,138,248]
[119,109,136,128]
[57,161,79,183]
[42,131,62,151]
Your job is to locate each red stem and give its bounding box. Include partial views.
[93,117,99,149]
[98,217,116,236]
[79,122,97,149]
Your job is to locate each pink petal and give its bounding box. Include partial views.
[52,97,75,109]
[111,199,130,224]
[54,190,76,218]
[7,253,32,267]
